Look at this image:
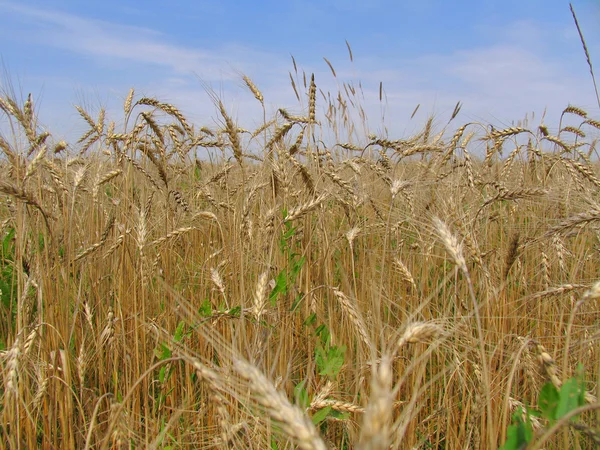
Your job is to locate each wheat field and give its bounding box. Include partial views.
[1,61,600,449]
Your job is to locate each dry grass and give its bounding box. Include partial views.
[1,66,600,450]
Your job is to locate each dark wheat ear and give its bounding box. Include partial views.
[570,3,600,108]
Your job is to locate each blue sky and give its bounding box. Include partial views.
[1,0,600,142]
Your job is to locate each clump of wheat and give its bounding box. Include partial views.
[358,356,394,450]
[233,358,327,450]
[2,61,600,449]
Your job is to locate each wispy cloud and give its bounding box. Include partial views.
[0,2,283,79]
[0,1,596,141]
[339,20,598,130]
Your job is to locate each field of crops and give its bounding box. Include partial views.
[1,66,600,449]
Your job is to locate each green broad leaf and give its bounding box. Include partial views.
[329,410,350,421]
[294,380,309,409]
[575,363,587,405]
[228,305,242,317]
[538,382,560,420]
[2,227,15,260]
[271,436,280,450]
[290,293,305,312]
[154,343,172,361]
[303,313,317,327]
[556,377,585,420]
[159,366,169,384]
[311,406,332,425]
[282,224,297,241]
[500,409,532,450]
[316,345,346,378]
[278,219,293,253]
[315,324,330,346]
[269,271,288,305]
[199,298,212,317]
[289,256,306,282]
[528,408,542,418]
[173,321,186,342]
[500,424,522,450]
[0,275,13,310]
[38,233,45,252]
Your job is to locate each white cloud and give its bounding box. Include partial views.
[0,2,284,79]
[1,1,597,143]
[337,31,599,133]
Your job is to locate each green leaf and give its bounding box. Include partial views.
[282,224,297,241]
[303,313,317,327]
[538,382,560,420]
[575,363,587,405]
[294,380,309,409]
[500,409,532,450]
[311,406,332,425]
[0,275,13,310]
[329,410,350,421]
[228,305,242,317]
[159,366,169,383]
[290,293,305,312]
[315,324,330,346]
[173,321,186,342]
[154,343,172,361]
[500,424,521,450]
[315,344,346,378]
[269,270,288,305]
[2,228,15,261]
[278,219,294,253]
[556,377,585,420]
[199,298,212,317]
[270,436,280,450]
[289,255,306,283]
[38,233,45,252]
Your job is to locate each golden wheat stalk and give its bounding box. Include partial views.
[251,271,270,320]
[284,193,328,222]
[75,216,115,261]
[333,288,370,348]
[4,334,21,397]
[233,358,327,450]
[136,97,193,136]
[396,321,444,349]
[432,217,467,273]
[243,75,264,104]
[570,4,600,108]
[310,398,364,414]
[358,356,393,450]
[150,226,195,248]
